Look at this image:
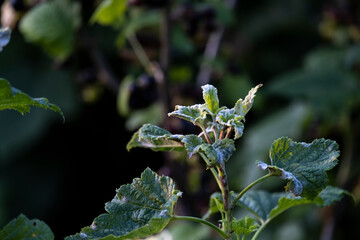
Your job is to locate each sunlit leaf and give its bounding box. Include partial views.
[19,0,81,60]
[127,124,184,152]
[202,84,219,114]
[234,84,262,117]
[216,108,244,139]
[0,79,64,119]
[66,168,182,240]
[168,104,207,126]
[0,28,11,52]
[258,137,339,199]
[91,0,127,25]
[0,214,54,240]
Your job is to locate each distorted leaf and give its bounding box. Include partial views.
[258,137,339,200]
[127,124,184,152]
[168,104,207,126]
[66,168,182,240]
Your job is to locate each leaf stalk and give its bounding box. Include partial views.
[172,215,230,239]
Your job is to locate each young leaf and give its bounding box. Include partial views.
[193,139,235,166]
[231,216,259,237]
[127,124,184,152]
[168,104,207,126]
[66,168,182,240]
[0,214,54,240]
[0,79,64,119]
[216,108,244,139]
[202,84,219,114]
[19,0,81,60]
[234,84,262,117]
[179,134,204,158]
[258,137,339,200]
[0,28,11,52]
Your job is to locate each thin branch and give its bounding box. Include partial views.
[230,173,273,210]
[172,215,230,239]
[196,0,237,87]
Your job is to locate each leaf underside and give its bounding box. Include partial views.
[66,168,182,240]
[0,214,54,240]
[258,137,339,199]
[0,28,11,52]
[0,79,64,119]
[126,124,184,151]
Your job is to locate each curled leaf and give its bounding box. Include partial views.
[258,137,340,200]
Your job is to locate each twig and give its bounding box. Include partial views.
[196,0,237,87]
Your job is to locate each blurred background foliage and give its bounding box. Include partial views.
[0,0,359,239]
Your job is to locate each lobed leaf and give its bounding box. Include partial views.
[126,124,184,152]
[231,216,259,237]
[66,168,182,240]
[0,28,11,52]
[258,137,339,200]
[0,214,54,240]
[0,79,64,119]
[202,84,219,114]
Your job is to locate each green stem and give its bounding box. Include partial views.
[172,215,230,239]
[251,220,269,240]
[127,34,153,75]
[199,152,222,194]
[217,163,231,235]
[230,173,273,210]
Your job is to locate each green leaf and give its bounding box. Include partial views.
[202,192,223,219]
[179,135,204,158]
[0,214,54,240]
[202,84,219,114]
[193,139,235,166]
[216,108,244,139]
[91,0,127,25]
[234,84,262,117]
[0,79,64,119]
[258,137,340,200]
[127,124,184,151]
[19,0,81,60]
[0,28,11,52]
[66,168,182,240]
[231,216,259,236]
[317,185,353,207]
[236,186,349,224]
[168,104,207,126]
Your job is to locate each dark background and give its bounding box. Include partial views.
[0,0,359,239]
